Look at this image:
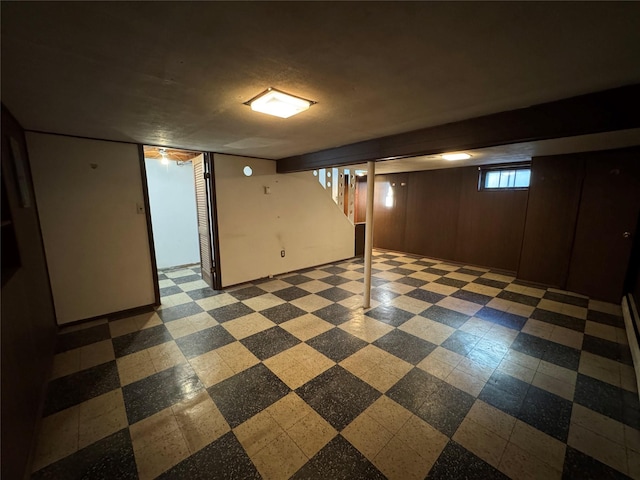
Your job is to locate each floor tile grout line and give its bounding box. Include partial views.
[567,418,632,476]
[32,250,634,479]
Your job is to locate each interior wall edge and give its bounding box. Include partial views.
[26,132,156,324]
[375,247,518,277]
[138,145,160,306]
[213,153,355,287]
[219,255,359,290]
[206,152,223,290]
[1,104,58,480]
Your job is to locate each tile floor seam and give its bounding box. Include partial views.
[569,411,633,450]
[568,422,631,475]
[456,415,509,469]
[30,251,634,479]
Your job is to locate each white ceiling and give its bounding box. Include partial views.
[2,2,640,160]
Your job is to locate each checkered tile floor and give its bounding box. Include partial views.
[33,250,640,479]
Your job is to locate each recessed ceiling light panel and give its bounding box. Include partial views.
[442,153,471,161]
[245,88,315,119]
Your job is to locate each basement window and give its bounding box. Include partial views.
[479,164,531,191]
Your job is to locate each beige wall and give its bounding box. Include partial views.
[27,133,155,324]
[214,153,355,287]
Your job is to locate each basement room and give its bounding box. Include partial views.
[2,2,640,479]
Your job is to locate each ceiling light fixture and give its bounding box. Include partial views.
[442,153,471,161]
[160,148,169,165]
[245,88,315,119]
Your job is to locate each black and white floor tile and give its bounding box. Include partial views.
[32,251,640,479]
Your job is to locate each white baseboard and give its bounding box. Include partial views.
[622,294,640,399]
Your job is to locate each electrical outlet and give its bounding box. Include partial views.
[136,203,145,214]
[281,249,285,258]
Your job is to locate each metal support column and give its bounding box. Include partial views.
[363,161,375,308]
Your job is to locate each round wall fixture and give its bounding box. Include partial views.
[243,166,253,176]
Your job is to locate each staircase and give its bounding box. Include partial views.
[313,167,366,224]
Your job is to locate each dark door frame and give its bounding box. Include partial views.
[137,144,161,306]
[193,153,215,288]
[205,152,223,290]
[138,145,223,301]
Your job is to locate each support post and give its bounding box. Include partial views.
[363,161,375,308]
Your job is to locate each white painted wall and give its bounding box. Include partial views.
[214,153,355,287]
[145,158,199,269]
[27,133,155,324]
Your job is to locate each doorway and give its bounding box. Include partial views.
[143,146,221,300]
[566,151,640,303]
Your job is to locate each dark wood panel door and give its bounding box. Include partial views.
[373,173,408,252]
[567,150,640,303]
[517,155,585,287]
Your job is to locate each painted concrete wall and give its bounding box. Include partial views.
[27,133,155,324]
[214,153,355,287]
[145,158,199,269]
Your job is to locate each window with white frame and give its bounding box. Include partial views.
[479,165,531,191]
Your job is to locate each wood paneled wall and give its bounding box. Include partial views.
[1,106,57,479]
[374,173,409,253]
[372,166,528,271]
[456,168,529,271]
[405,169,463,261]
[519,148,640,303]
[517,155,584,287]
[565,151,640,302]
[630,215,640,307]
[354,176,367,224]
[631,249,640,310]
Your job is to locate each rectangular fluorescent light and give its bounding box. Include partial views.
[246,88,314,118]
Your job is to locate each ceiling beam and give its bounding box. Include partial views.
[277,84,640,173]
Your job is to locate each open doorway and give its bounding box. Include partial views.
[143,146,220,301]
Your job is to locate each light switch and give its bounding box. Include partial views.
[264,186,271,194]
